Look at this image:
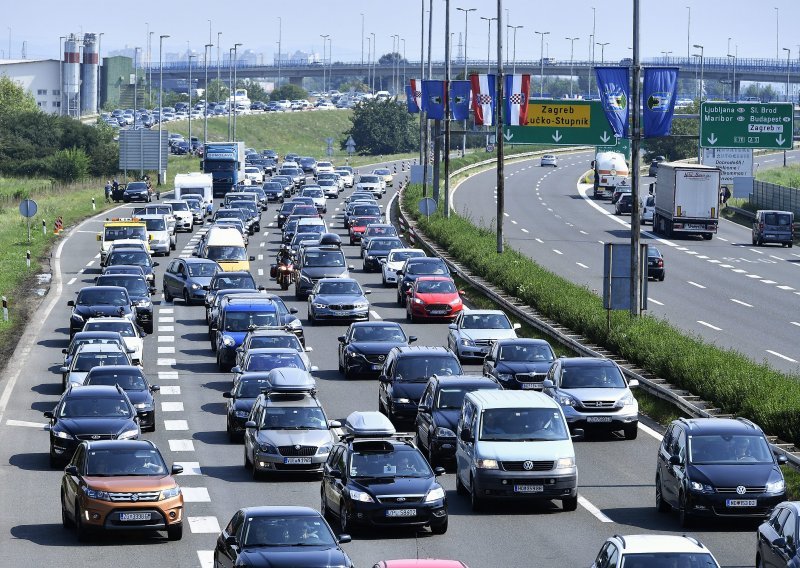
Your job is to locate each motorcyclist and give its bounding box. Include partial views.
[276,245,294,268]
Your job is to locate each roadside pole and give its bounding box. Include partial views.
[630,0,642,316]
[496,0,504,253]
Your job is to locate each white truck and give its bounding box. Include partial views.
[653,162,720,240]
[174,172,213,215]
[592,151,630,199]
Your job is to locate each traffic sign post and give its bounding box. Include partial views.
[345,136,356,159]
[700,102,794,149]
[503,100,617,146]
[19,198,38,244]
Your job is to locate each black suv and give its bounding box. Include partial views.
[378,346,462,424]
[397,257,450,306]
[45,384,140,467]
[95,274,154,333]
[83,365,159,432]
[655,417,787,527]
[294,247,351,300]
[68,286,134,338]
[338,322,416,380]
[415,375,500,467]
[482,338,556,390]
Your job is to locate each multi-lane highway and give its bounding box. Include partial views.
[0,159,770,567]
[454,148,800,375]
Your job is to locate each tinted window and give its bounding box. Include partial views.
[350,448,431,478]
[236,378,271,398]
[188,263,218,277]
[249,335,302,351]
[436,387,474,410]
[352,325,406,342]
[206,246,247,261]
[213,274,256,290]
[461,313,511,330]
[241,516,335,547]
[96,277,148,296]
[317,281,361,295]
[395,355,461,382]
[260,406,326,429]
[77,289,130,306]
[60,397,132,418]
[764,213,791,226]
[108,251,151,267]
[360,175,380,183]
[86,370,146,390]
[244,352,304,371]
[480,408,568,441]
[388,250,424,263]
[407,260,447,275]
[689,434,773,464]
[86,448,167,476]
[368,239,404,252]
[224,310,279,331]
[169,202,189,211]
[353,205,381,217]
[303,251,345,267]
[73,352,129,371]
[104,226,147,241]
[498,343,555,362]
[619,553,718,567]
[83,321,136,337]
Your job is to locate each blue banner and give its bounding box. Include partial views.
[643,67,679,138]
[422,80,446,120]
[595,67,630,138]
[405,85,419,113]
[449,80,471,120]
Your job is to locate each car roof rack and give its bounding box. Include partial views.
[681,535,705,549]
[613,535,626,549]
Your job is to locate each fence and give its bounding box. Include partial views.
[750,180,800,216]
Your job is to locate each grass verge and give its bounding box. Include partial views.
[756,163,800,187]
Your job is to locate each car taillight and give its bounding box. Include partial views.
[657,259,663,267]
[759,223,764,231]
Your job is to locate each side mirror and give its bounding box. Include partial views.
[328,420,341,429]
[627,379,639,388]
[460,428,473,443]
[310,365,319,372]
[231,366,241,374]
[777,454,788,465]
[405,290,412,296]
[305,346,313,352]
[378,375,391,384]
[44,411,54,419]
[67,300,75,307]
[337,534,351,544]
[772,537,787,549]
[513,323,522,330]
[571,429,585,441]
[150,385,160,392]
[65,465,79,476]
[59,366,69,374]
[222,392,233,399]
[668,454,682,466]
[418,404,431,413]
[258,285,266,291]
[458,289,466,295]
[348,265,354,270]
[244,420,257,429]
[62,348,68,354]
[337,335,346,343]
[542,379,554,389]
[192,250,199,256]
[408,336,417,343]
[328,468,343,479]
[379,258,387,264]
[202,285,210,291]
[448,323,456,330]
[171,464,184,475]
[396,270,404,276]
[224,535,238,547]
[149,286,157,294]
[434,466,446,476]
[289,307,298,314]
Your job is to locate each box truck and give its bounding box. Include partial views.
[653,162,720,240]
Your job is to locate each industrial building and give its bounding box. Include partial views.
[0,59,62,114]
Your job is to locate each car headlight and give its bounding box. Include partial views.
[476,458,499,470]
[159,486,182,500]
[70,313,85,322]
[52,428,74,440]
[766,479,786,494]
[300,275,312,284]
[366,255,375,260]
[234,410,250,418]
[134,402,154,410]
[317,443,333,455]
[496,373,514,382]
[312,303,327,309]
[558,393,579,407]
[450,297,462,305]
[190,283,201,290]
[347,351,361,359]
[349,489,374,503]
[689,480,713,493]
[556,457,575,469]
[136,299,151,307]
[221,335,236,347]
[424,486,446,502]
[460,338,475,347]
[434,427,456,438]
[412,298,424,305]
[616,392,636,407]
[353,302,369,309]
[393,398,411,404]
[257,442,278,454]
[84,487,112,501]
[118,428,139,440]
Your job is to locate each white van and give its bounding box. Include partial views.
[198,226,253,272]
[455,390,580,512]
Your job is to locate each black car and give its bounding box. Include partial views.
[614,193,633,215]
[294,247,351,300]
[321,411,447,536]
[215,506,353,568]
[299,156,317,174]
[655,417,787,527]
[68,286,134,338]
[82,365,159,432]
[397,257,451,306]
[204,271,259,319]
[272,175,295,197]
[171,140,190,155]
[103,247,158,286]
[647,245,666,281]
[261,149,278,160]
[95,274,154,333]
[482,338,556,390]
[45,384,140,467]
[263,181,284,202]
[122,181,151,203]
[230,201,261,232]
[416,375,501,467]
[277,201,300,228]
[378,346,462,425]
[757,501,800,568]
[338,322,416,380]
[363,237,405,272]
[223,373,272,441]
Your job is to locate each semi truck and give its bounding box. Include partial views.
[592,151,630,199]
[652,162,720,240]
[202,141,246,197]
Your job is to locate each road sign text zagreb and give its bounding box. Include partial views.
[527,103,590,127]
[504,100,617,146]
[700,102,793,149]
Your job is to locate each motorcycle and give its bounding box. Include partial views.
[276,260,294,290]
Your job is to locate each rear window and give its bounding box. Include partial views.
[764,213,792,226]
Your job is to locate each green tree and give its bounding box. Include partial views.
[641,101,699,162]
[270,84,309,101]
[343,98,418,155]
[0,76,37,117]
[204,79,230,103]
[238,79,270,103]
[49,147,90,182]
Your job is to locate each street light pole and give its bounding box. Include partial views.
[686,6,690,62]
[444,0,451,218]
[277,18,282,88]
[320,35,329,93]
[566,36,579,98]
[480,17,496,74]
[775,7,779,60]
[360,13,365,68]
[216,32,222,100]
[366,36,372,94]
[158,34,169,186]
[204,43,213,145]
[783,47,791,103]
[370,32,376,93]
[457,7,475,157]
[693,44,704,101]
[188,54,196,153]
[596,41,609,64]
[508,25,523,74]
[233,43,242,141]
[535,31,549,97]
[588,6,596,96]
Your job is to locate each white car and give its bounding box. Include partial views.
[60,342,133,390]
[355,174,385,198]
[381,248,426,286]
[334,167,355,188]
[446,309,521,362]
[163,200,194,232]
[316,161,335,175]
[82,317,146,366]
[540,154,558,167]
[590,534,720,568]
[244,167,264,185]
[319,179,340,199]
[640,193,655,224]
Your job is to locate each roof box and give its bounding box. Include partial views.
[265,368,316,393]
[343,411,396,438]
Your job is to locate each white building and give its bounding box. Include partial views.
[0,59,62,114]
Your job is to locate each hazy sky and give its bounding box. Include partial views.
[5,0,800,64]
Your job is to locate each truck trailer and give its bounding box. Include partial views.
[653,162,720,240]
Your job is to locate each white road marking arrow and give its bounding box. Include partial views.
[707,133,718,145]
[776,134,786,145]
[503,129,514,141]
[600,131,611,143]
[552,130,563,142]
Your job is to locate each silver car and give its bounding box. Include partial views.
[446,309,521,362]
[540,154,558,167]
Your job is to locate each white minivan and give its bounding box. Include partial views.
[455,390,580,512]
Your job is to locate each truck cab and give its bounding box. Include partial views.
[592,151,630,199]
[97,219,149,264]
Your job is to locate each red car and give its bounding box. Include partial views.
[372,561,469,568]
[349,216,380,245]
[405,276,463,322]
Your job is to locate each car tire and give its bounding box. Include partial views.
[456,471,468,496]
[144,322,154,335]
[679,491,693,527]
[659,272,665,282]
[61,491,74,528]
[339,504,357,536]
[75,502,90,542]
[655,476,670,513]
[167,522,183,541]
[470,477,484,512]
[183,290,191,305]
[623,423,638,440]
[163,287,173,302]
[562,496,578,512]
[430,517,448,535]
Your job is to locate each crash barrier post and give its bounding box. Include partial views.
[26,250,31,269]
[2,296,8,322]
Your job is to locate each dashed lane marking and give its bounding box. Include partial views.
[161,401,184,412]
[158,335,174,343]
[158,326,174,333]
[369,310,382,320]
[576,262,588,269]
[777,285,794,291]
[697,321,722,331]
[188,517,221,534]
[67,278,76,286]
[511,220,518,225]
[647,298,664,306]
[182,487,211,502]
[6,419,47,429]
[158,371,179,380]
[687,281,706,289]
[158,346,175,354]
[767,350,798,363]
[159,308,174,314]
[535,238,544,244]
[168,440,195,452]
[553,249,563,255]
[730,299,753,307]
[157,358,177,366]
[163,420,189,430]
[579,496,613,523]
[159,386,181,395]
[521,228,529,233]
[197,551,214,568]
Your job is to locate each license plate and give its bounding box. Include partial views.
[726,499,757,507]
[386,509,416,517]
[686,224,704,230]
[429,310,447,315]
[284,457,312,464]
[514,485,544,493]
[521,382,542,389]
[120,512,151,521]
[765,234,775,238]
[371,364,383,371]
[586,416,612,423]
[334,311,349,316]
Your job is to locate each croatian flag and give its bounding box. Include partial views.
[504,74,531,125]
[409,79,423,113]
[470,73,496,126]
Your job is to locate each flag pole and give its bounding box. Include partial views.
[496,0,504,253]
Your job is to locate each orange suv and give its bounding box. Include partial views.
[60,439,184,541]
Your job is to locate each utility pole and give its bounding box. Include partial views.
[508,25,523,74]
[597,41,609,64]
[693,44,704,101]
[204,43,213,145]
[589,6,596,96]
[457,7,475,157]
[630,0,642,317]
[480,17,496,74]
[277,18,282,88]
[419,0,425,169]
[496,0,505,254]
[444,0,451,217]
[320,35,329,93]
[535,31,549,97]
[188,54,196,153]
[158,34,169,186]
[216,32,222,99]
[233,43,242,141]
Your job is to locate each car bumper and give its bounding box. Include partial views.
[312,307,370,321]
[150,242,170,254]
[124,194,150,202]
[343,359,385,378]
[136,409,155,429]
[647,267,665,279]
[757,234,793,244]
[82,497,183,531]
[409,304,461,320]
[350,499,447,528]
[429,437,458,460]
[135,307,153,327]
[228,413,250,434]
[457,343,493,359]
[388,401,421,422]
[253,451,328,473]
[50,436,81,463]
[217,347,238,367]
[562,407,638,430]
[176,218,193,231]
[383,270,399,284]
[685,490,785,518]
[473,469,577,499]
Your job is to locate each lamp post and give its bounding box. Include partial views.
[480,16,496,74]
[320,34,329,93]
[774,7,779,60]
[370,32,376,93]
[188,54,196,153]
[588,6,596,96]
[360,13,364,67]
[204,43,213,145]
[783,47,791,103]
[566,36,579,98]
[693,44,704,101]
[401,37,406,88]
[233,43,242,141]
[228,47,233,138]
[327,37,332,93]
[366,36,372,93]
[391,34,399,94]
[661,50,672,64]
[277,18,282,88]
[685,6,690,62]
[507,25,523,74]
[535,31,550,97]
[133,47,140,131]
[457,7,475,156]
[727,52,737,102]
[596,41,609,64]
[158,34,169,186]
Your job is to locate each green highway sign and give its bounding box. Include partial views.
[597,137,631,160]
[504,100,617,146]
[699,102,794,149]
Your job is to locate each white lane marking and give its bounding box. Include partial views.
[162,401,185,412]
[521,228,529,233]
[260,241,265,247]
[157,358,177,366]
[746,274,762,279]
[717,237,728,242]
[791,322,800,328]
[78,269,84,274]
[731,269,747,274]
[697,320,722,331]
[576,262,588,269]
[719,264,733,268]
[535,238,544,244]
[749,248,763,255]
[158,371,179,380]
[553,249,563,255]
[578,496,614,523]
[159,386,181,395]
[67,277,77,286]
[6,419,47,429]
[777,285,795,291]
[676,247,688,251]
[159,308,174,314]
[730,299,753,307]
[647,298,664,306]
[511,220,518,225]
[86,260,95,267]
[706,259,721,264]
[770,255,783,261]
[579,230,588,235]
[158,346,176,354]
[767,350,798,363]
[164,420,189,430]
[168,439,195,452]
[639,422,663,441]
[188,517,221,534]
[182,487,211,502]
[685,251,699,256]
[257,254,263,261]
[174,461,202,475]
[158,326,174,333]
[369,310,382,320]
[94,253,101,259]
[687,281,706,289]
[158,335,174,343]
[503,212,509,217]
[257,269,264,276]
[761,279,777,284]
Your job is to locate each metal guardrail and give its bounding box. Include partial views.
[395,153,800,466]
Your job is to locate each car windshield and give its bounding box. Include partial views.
[245,352,304,371]
[86,370,147,390]
[480,408,569,441]
[280,203,297,214]
[126,182,148,191]
[108,251,151,267]
[169,202,189,212]
[241,516,336,547]
[317,281,361,295]
[318,180,336,187]
[264,183,283,192]
[350,449,431,478]
[293,206,318,216]
[78,289,130,306]
[360,175,380,183]
[104,226,147,241]
[407,261,447,275]
[236,378,271,398]
[366,226,397,238]
[619,553,718,567]
[304,251,345,267]
[86,448,167,477]
[435,387,476,410]
[560,364,626,389]
[215,210,241,220]
[299,224,325,235]
[213,274,256,290]
[59,397,132,418]
[249,335,302,351]
[260,406,326,430]
[688,434,774,464]
[369,239,403,252]
[303,189,323,198]
[353,205,380,216]
[84,321,136,337]
[352,325,406,343]
[73,352,130,371]
[225,311,279,331]
[499,343,555,362]
[188,263,218,277]
[104,266,144,276]
[416,280,456,294]
[389,251,424,263]
[461,313,512,330]
[69,338,123,355]
[395,356,460,382]
[97,277,148,296]
[206,246,247,261]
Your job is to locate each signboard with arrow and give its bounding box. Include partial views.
[345,136,356,157]
[503,100,618,146]
[699,102,794,149]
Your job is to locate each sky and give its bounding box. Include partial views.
[4,0,800,64]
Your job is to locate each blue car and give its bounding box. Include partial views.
[307,278,371,324]
[214,296,281,372]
